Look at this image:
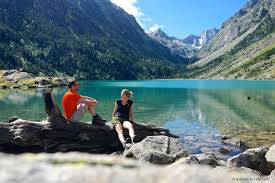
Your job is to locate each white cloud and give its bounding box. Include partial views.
[111,0,162,32]
[111,0,143,18]
[148,24,165,33]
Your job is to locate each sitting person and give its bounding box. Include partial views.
[112,89,136,149]
[62,80,106,125]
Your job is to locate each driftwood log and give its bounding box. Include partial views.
[0,91,178,153]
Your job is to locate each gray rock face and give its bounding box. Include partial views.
[195,152,223,167]
[199,28,219,45]
[2,70,34,82]
[169,156,200,167]
[148,29,198,59]
[171,153,226,168]
[0,152,241,183]
[221,135,249,150]
[182,34,201,47]
[124,136,188,164]
[199,0,275,56]
[266,144,275,164]
[227,146,274,175]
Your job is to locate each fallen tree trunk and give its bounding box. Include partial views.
[0,90,178,153]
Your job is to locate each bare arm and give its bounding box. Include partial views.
[78,97,98,106]
[81,95,97,102]
[129,104,134,122]
[112,102,118,118]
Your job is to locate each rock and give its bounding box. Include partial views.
[1,70,17,76]
[169,156,200,167]
[53,78,68,86]
[3,70,34,82]
[0,152,239,183]
[266,144,275,165]
[8,116,20,123]
[38,79,52,86]
[124,136,188,164]
[221,135,230,140]
[219,147,232,154]
[227,166,263,177]
[221,135,248,150]
[220,166,264,182]
[9,85,20,89]
[227,146,274,175]
[195,152,222,167]
[268,169,275,183]
[0,85,7,89]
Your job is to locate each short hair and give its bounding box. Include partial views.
[68,80,76,88]
[121,89,133,96]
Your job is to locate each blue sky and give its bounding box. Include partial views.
[111,0,248,38]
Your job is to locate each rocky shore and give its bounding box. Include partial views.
[0,141,274,183]
[0,70,72,89]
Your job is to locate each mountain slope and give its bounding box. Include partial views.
[186,0,275,80]
[0,0,186,80]
[148,28,218,59]
[147,29,198,59]
[186,14,275,79]
[197,0,275,59]
[182,28,218,49]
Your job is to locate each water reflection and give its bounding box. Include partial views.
[0,81,274,154]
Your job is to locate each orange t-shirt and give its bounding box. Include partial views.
[62,90,81,119]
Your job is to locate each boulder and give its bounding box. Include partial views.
[221,135,249,150]
[38,79,52,86]
[227,146,274,175]
[53,78,68,86]
[124,136,188,164]
[1,70,17,76]
[195,152,223,167]
[219,166,264,182]
[266,144,275,165]
[169,156,200,167]
[219,147,232,154]
[3,70,34,82]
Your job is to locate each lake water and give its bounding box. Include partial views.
[0,80,275,159]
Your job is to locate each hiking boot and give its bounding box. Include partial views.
[92,114,106,126]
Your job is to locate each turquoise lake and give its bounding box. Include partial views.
[0,80,275,159]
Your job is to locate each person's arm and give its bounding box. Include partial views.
[129,104,134,122]
[78,97,97,106]
[81,95,97,102]
[112,102,118,118]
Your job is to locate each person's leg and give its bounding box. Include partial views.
[115,123,126,149]
[84,99,105,124]
[69,103,87,122]
[86,102,96,116]
[123,121,136,144]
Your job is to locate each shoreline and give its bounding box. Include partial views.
[0,70,73,89]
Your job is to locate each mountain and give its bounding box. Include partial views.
[182,28,219,49]
[182,34,201,49]
[148,28,218,60]
[199,28,219,46]
[0,0,187,80]
[187,0,275,80]
[147,29,197,59]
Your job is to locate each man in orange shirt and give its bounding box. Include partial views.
[62,80,106,125]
